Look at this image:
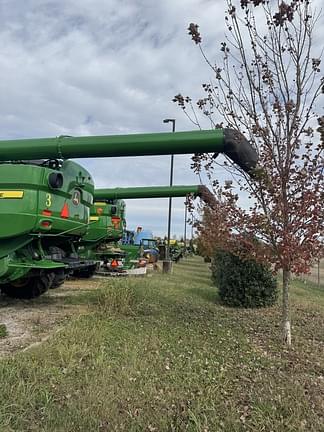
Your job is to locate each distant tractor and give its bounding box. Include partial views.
[124,227,159,264]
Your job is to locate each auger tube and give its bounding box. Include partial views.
[94,185,217,207]
[94,185,201,200]
[0,129,257,174]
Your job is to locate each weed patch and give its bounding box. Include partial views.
[95,279,146,316]
[0,324,7,338]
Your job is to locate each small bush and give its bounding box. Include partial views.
[211,250,278,308]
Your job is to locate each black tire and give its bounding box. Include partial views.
[50,269,66,289]
[1,271,53,299]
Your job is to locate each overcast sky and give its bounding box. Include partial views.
[0,0,322,237]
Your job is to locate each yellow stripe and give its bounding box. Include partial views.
[94,202,107,206]
[90,216,99,221]
[0,190,24,199]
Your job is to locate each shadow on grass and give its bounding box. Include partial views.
[0,288,99,309]
[174,273,212,287]
[187,285,220,305]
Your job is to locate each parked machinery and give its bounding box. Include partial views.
[0,129,257,297]
[77,185,214,275]
[91,185,219,271]
[76,198,129,275]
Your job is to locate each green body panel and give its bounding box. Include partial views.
[77,199,126,260]
[85,200,126,243]
[0,160,93,284]
[119,244,143,269]
[0,255,29,282]
[94,185,201,200]
[0,161,93,240]
[0,130,224,161]
[0,255,66,283]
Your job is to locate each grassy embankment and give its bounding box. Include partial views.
[0,256,323,431]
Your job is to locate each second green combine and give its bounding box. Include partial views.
[88,184,217,275]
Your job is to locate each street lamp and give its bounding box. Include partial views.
[163,118,176,261]
[184,201,187,255]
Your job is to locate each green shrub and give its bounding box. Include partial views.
[211,249,278,308]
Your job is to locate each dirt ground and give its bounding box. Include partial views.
[0,278,100,357]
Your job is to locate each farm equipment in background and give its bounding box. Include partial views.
[168,239,186,262]
[75,198,128,276]
[123,228,159,265]
[93,184,221,270]
[0,128,257,297]
[76,184,216,277]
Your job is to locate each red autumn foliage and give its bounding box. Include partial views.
[175,0,323,344]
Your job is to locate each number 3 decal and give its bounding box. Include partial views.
[46,193,52,207]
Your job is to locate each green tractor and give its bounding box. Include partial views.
[0,129,257,297]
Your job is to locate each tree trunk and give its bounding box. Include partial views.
[282,269,292,346]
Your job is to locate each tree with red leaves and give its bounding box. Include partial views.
[174,0,323,345]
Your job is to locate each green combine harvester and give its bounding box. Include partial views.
[0,129,257,298]
[88,184,217,275]
[75,199,127,278]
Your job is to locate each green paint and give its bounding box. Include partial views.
[94,185,201,200]
[0,130,224,161]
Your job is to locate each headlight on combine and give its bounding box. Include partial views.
[48,172,63,189]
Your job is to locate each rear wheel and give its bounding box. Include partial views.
[50,269,66,289]
[1,271,54,299]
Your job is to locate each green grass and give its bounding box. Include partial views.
[0,257,323,431]
[0,324,7,338]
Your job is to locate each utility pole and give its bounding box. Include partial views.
[184,201,187,255]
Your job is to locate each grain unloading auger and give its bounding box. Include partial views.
[93,184,217,203]
[0,129,257,298]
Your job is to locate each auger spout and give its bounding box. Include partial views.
[0,129,257,174]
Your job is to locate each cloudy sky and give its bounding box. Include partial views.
[0,0,322,237]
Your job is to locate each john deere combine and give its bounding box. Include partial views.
[0,129,257,298]
[76,198,130,276]
[90,185,218,273]
[75,185,216,276]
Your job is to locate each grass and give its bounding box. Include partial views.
[0,257,323,431]
[0,324,7,338]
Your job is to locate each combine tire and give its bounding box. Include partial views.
[1,271,54,299]
[51,269,66,289]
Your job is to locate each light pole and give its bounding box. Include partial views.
[191,214,194,239]
[184,201,187,255]
[163,118,175,262]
